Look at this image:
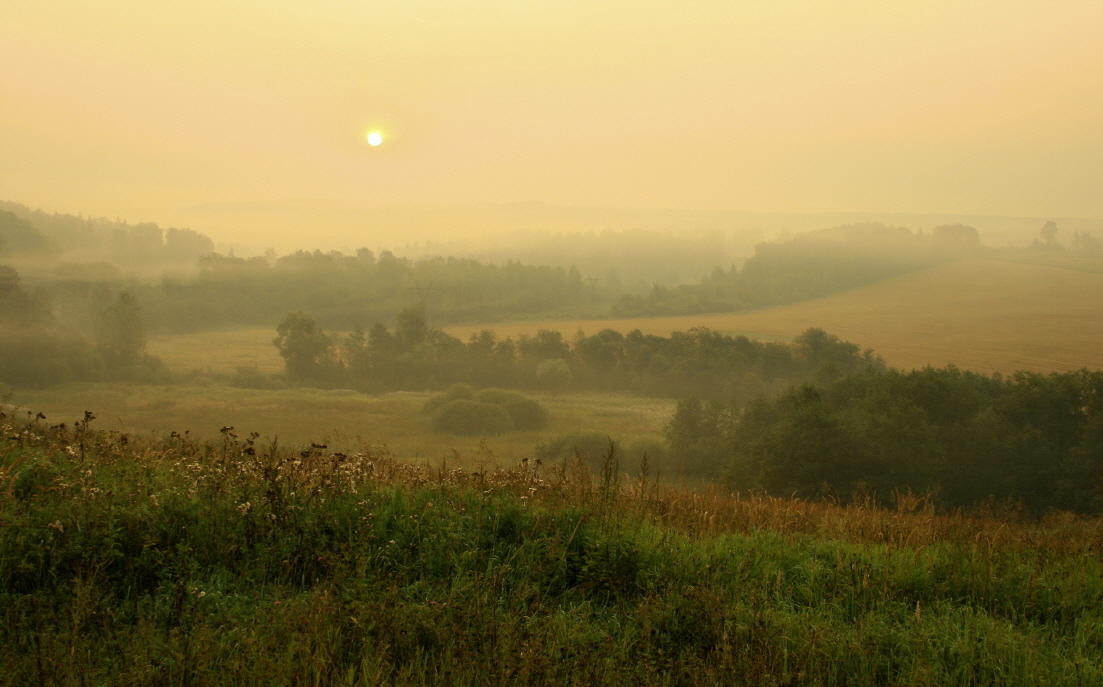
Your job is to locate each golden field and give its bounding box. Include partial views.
[446,259,1103,374]
[148,327,285,375]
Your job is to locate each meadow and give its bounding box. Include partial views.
[8,383,674,469]
[3,408,1102,686]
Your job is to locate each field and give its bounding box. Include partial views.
[446,259,1103,374]
[9,384,674,468]
[147,258,1103,379]
[148,327,285,375]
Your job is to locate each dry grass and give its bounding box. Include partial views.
[147,327,284,375]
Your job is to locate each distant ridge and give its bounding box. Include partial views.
[166,199,1103,255]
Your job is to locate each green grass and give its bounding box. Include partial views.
[7,383,674,468]
[3,410,1102,685]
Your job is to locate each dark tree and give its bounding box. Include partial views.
[273,312,334,381]
[96,291,146,369]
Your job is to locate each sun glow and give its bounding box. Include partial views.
[366,132,383,147]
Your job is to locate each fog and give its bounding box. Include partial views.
[4,1,1103,252]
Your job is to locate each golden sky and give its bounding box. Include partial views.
[3,1,1103,231]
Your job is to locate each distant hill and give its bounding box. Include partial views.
[166,198,1103,255]
[0,210,60,259]
[0,200,215,273]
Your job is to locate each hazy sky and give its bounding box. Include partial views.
[4,1,1103,227]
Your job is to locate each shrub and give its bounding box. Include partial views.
[424,386,549,434]
[430,399,513,436]
[476,388,549,430]
[421,383,475,415]
[501,397,549,431]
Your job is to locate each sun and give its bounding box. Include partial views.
[366,131,383,147]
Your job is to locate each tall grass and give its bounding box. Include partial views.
[2,406,1102,685]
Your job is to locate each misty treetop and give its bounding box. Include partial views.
[613,223,985,317]
[272,306,882,399]
[0,210,61,260]
[136,248,606,332]
[0,201,215,271]
[0,264,164,388]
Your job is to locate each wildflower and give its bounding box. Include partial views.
[47,520,63,533]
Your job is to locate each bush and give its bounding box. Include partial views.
[421,383,475,415]
[424,386,549,434]
[430,400,513,436]
[476,388,549,430]
[501,397,549,431]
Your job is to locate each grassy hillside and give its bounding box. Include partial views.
[445,259,1103,374]
[3,409,1102,685]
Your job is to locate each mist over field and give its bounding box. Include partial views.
[4,2,1103,684]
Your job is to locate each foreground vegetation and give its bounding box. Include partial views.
[3,409,1103,686]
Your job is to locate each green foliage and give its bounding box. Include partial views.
[429,399,513,436]
[273,311,335,382]
[281,306,880,402]
[681,367,1103,512]
[424,386,549,435]
[474,388,549,430]
[2,413,1102,685]
[420,382,475,415]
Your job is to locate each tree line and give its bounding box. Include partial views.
[0,202,215,271]
[271,306,883,400]
[0,265,162,387]
[668,366,1103,513]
